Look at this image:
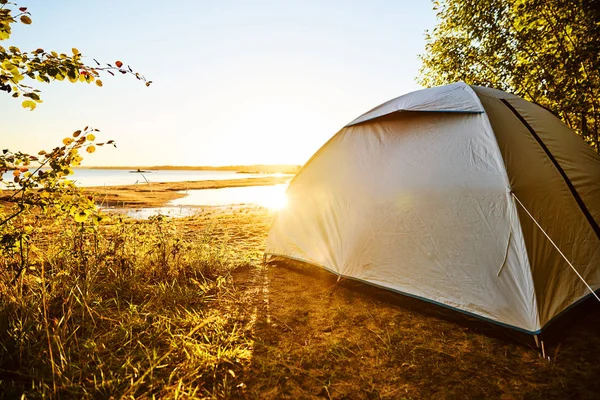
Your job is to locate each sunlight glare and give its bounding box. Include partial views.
[256,184,288,210]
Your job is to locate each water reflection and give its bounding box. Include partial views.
[170,184,289,209]
[103,207,200,219]
[102,184,289,219]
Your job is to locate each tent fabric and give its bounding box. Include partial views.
[472,88,600,328]
[265,82,600,334]
[347,81,485,127]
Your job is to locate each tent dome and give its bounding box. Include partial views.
[265,82,600,334]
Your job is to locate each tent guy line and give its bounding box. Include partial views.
[511,191,600,303]
[501,98,600,241]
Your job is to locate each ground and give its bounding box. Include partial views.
[1,204,599,398]
[220,211,600,399]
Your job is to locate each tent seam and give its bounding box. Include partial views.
[500,98,600,242]
[469,86,542,332]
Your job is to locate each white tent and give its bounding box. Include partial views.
[265,82,600,334]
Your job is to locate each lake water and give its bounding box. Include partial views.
[3,168,292,218]
[72,169,285,187]
[2,168,285,187]
[172,184,289,208]
[109,184,290,219]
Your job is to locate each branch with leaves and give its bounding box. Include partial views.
[0,0,151,110]
[1,1,150,282]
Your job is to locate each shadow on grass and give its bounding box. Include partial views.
[235,258,600,399]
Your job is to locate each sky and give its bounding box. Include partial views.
[2,0,438,166]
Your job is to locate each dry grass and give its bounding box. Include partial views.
[0,208,271,398]
[1,207,599,399]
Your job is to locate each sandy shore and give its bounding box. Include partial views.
[84,176,291,208]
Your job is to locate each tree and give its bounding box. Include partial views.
[418,0,600,152]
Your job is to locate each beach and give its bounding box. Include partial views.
[85,175,291,208]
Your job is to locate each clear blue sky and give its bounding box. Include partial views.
[2,0,437,166]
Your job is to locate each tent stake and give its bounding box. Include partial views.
[541,340,546,359]
[533,334,540,349]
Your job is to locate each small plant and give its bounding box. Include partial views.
[0,128,116,281]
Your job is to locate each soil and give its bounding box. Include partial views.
[228,255,600,399]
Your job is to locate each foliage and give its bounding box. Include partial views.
[419,0,600,151]
[0,0,151,110]
[0,0,149,282]
[0,128,117,281]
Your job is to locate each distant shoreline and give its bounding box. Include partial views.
[75,164,301,174]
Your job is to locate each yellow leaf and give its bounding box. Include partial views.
[20,15,32,24]
[74,211,88,223]
[95,79,103,87]
[86,145,96,153]
[63,137,74,145]
[72,47,79,56]
[87,134,96,141]
[22,100,36,111]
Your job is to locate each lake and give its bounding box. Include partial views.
[69,169,286,187]
[3,168,292,218]
[109,184,290,219]
[3,168,286,187]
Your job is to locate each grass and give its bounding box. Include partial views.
[1,206,599,399]
[0,208,269,398]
